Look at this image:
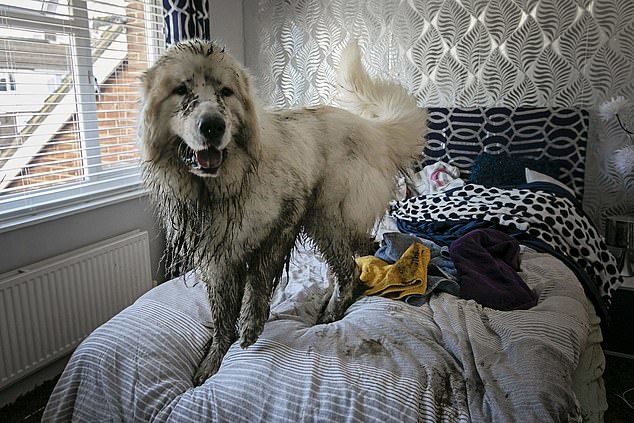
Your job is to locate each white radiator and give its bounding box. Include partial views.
[0,230,153,390]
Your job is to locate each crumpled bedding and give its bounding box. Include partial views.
[43,245,605,422]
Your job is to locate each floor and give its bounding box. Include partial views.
[0,355,632,422]
[604,354,634,423]
[0,377,58,423]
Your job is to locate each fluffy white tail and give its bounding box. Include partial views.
[337,40,427,166]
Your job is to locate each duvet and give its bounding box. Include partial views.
[44,243,604,422]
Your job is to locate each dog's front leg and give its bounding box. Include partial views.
[238,274,271,349]
[238,258,286,348]
[238,230,298,348]
[194,272,246,385]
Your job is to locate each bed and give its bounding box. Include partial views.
[43,108,620,422]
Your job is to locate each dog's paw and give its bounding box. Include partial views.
[316,286,349,324]
[239,334,257,349]
[239,322,262,349]
[316,310,337,325]
[316,301,344,325]
[193,349,223,386]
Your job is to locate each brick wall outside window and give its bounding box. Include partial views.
[8,2,149,192]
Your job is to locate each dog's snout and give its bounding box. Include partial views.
[198,114,226,145]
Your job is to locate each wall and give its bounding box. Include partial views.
[0,197,165,281]
[211,0,245,63]
[243,0,634,226]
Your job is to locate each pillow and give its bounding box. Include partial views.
[525,168,575,196]
[410,161,464,196]
[468,152,562,187]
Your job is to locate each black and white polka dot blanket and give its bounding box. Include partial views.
[392,184,623,308]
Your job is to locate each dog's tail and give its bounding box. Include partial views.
[337,40,426,166]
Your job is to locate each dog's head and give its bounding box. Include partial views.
[140,39,260,179]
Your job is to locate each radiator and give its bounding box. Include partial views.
[0,230,153,390]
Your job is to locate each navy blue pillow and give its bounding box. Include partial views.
[468,153,562,187]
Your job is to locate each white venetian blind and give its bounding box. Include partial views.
[0,0,164,226]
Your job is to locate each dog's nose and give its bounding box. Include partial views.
[198,114,226,145]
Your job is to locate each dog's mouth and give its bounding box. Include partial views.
[179,141,226,176]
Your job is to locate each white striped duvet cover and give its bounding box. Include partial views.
[43,245,603,422]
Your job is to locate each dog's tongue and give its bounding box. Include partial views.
[195,148,223,169]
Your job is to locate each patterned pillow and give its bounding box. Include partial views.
[468,153,563,187]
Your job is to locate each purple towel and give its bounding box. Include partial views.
[449,228,537,311]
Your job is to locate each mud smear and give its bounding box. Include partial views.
[344,338,385,357]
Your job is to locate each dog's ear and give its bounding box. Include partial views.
[139,67,156,102]
[137,65,166,161]
[234,69,262,159]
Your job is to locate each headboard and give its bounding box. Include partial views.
[419,108,589,197]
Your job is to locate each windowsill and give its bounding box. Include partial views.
[0,184,149,235]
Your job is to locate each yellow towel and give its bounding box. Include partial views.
[356,242,430,300]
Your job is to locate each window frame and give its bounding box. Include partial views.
[0,0,163,232]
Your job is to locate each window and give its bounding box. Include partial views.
[0,72,15,91]
[0,0,164,228]
[47,74,64,93]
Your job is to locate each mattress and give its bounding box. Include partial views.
[43,244,606,422]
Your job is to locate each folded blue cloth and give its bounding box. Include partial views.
[376,232,458,276]
[403,294,426,306]
[374,232,424,263]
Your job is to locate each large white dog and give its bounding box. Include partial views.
[139,39,426,384]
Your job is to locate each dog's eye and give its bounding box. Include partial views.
[173,84,187,96]
[220,87,234,97]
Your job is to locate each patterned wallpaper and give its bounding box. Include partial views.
[247,0,634,226]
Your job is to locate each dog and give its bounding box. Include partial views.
[139,39,426,384]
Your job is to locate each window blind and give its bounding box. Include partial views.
[0,0,164,226]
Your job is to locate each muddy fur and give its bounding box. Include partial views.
[139,39,426,384]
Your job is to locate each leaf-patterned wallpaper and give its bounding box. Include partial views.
[247,0,634,226]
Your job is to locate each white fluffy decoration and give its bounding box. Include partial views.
[599,96,629,122]
[613,145,634,175]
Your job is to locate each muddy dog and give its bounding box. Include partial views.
[139,39,426,384]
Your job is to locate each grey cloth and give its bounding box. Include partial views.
[403,276,461,307]
[43,246,591,423]
[426,275,460,296]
